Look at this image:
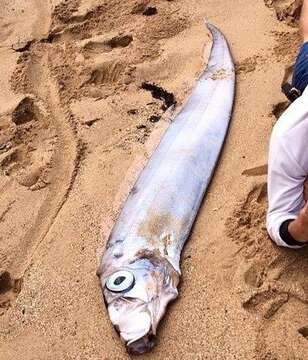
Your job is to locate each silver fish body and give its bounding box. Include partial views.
[97,23,235,354]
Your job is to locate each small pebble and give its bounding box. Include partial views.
[149,115,160,123]
[143,7,157,16]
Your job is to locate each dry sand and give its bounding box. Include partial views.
[0,0,307,359]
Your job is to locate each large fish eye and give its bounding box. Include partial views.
[106,270,135,293]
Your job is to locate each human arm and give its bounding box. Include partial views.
[266,107,308,248]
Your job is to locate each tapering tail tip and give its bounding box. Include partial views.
[205,21,222,40]
[205,20,216,32]
[204,20,233,61]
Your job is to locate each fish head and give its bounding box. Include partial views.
[98,250,180,354]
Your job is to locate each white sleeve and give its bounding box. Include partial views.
[266,129,306,248]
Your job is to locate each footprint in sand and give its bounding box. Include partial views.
[76,30,135,90]
[84,60,128,86]
[264,0,303,26]
[0,96,56,190]
[81,34,134,57]
[0,270,22,315]
[226,180,308,358]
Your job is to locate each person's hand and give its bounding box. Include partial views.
[288,202,308,243]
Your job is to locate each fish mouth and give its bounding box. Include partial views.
[126,334,156,355]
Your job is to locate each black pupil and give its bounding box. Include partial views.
[114,276,126,286]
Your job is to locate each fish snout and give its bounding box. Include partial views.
[127,334,155,355]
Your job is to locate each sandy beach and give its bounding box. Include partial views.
[0,0,307,359]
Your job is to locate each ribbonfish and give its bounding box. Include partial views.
[97,22,235,354]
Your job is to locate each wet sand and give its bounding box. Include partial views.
[0,0,307,359]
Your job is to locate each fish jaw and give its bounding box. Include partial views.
[126,334,156,355]
[98,252,180,354]
[108,300,153,349]
[108,299,156,354]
